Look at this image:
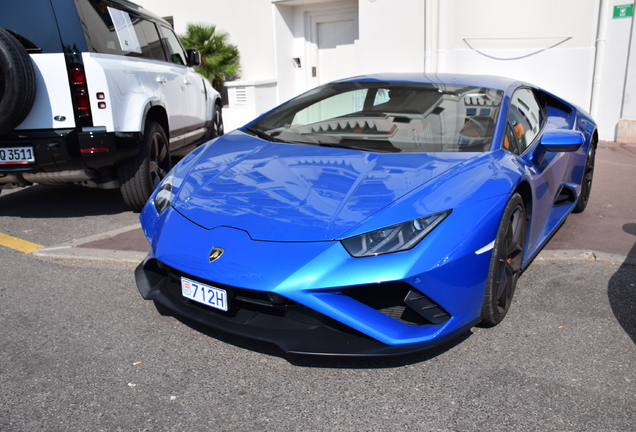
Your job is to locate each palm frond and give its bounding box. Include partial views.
[179,23,241,90]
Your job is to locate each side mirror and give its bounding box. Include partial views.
[186,49,201,67]
[539,130,584,152]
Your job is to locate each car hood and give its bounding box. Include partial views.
[173,131,476,241]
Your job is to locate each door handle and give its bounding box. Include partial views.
[183,79,191,85]
[156,76,167,84]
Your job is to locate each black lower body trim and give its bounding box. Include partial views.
[135,256,472,356]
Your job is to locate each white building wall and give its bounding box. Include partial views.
[272,4,299,104]
[441,0,599,113]
[593,0,635,140]
[133,0,635,141]
[357,0,425,75]
[273,0,361,104]
[618,9,636,141]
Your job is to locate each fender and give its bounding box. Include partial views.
[141,99,169,138]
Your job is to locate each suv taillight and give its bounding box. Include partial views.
[68,66,91,118]
[73,93,90,114]
[69,68,86,86]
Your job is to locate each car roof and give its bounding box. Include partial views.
[334,73,526,93]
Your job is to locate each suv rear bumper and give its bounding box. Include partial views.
[0,128,141,175]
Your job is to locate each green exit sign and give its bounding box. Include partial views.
[613,4,634,19]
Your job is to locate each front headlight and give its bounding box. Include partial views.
[341,210,451,257]
[154,171,175,214]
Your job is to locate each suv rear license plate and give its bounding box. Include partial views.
[181,277,228,311]
[0,147,35,165]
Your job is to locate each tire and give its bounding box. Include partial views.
[200,104,223,144]
[573,140,596,213]
[0,28,36,135]
[118,121,170,212]
[211,103,224,138]
[481,193,527,326]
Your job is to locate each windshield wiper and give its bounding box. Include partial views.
[245,127,287,143]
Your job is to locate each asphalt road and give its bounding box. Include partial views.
[0,185,139,248]
[0,250,633,431]
[546,142,636,259]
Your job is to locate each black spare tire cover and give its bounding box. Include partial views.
[0,28,36,136]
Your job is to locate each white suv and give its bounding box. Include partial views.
[0,0,223,211]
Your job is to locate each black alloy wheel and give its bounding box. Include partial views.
[118,121,170,212]
[212,104,224,138]
[201,104,224,144]
[481,193,527,326]
[573,141,596,213]
[147,126,170,189]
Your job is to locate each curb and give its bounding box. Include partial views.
[536,249,635,266]
[34,247,148,263]
[34,224,148,264]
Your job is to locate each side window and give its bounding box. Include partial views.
[506,88,545,153]
[291,89,368,125]
[75,1,130,55]
[504,122,522,155]
[371,88,420,112]
[75,1,163,62]
[136,21,165,61]
[159,26,187,66]
[108,7,142,54]
[373,89,390,106]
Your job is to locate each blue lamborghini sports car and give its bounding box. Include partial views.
[135,74,597,355]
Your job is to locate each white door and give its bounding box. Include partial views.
[309,10,359,86]
[183,71,207,141]
[158,26,189,148]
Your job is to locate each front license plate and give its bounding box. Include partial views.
[181,277,228,311]
[0,147,35,165]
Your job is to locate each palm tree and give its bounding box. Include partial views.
[180,23,240,93]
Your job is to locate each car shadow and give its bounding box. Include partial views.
[608,223,636,345]
[155,302,472,368]
[0,184,130,218]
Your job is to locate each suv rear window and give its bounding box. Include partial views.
[0,0,64,53]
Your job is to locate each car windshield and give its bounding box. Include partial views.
[246,81,504,153]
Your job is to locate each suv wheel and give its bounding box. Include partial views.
[0,28,36,135]
[203,104,224,143]
[118,121,170,212]
[212,104,224,138]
